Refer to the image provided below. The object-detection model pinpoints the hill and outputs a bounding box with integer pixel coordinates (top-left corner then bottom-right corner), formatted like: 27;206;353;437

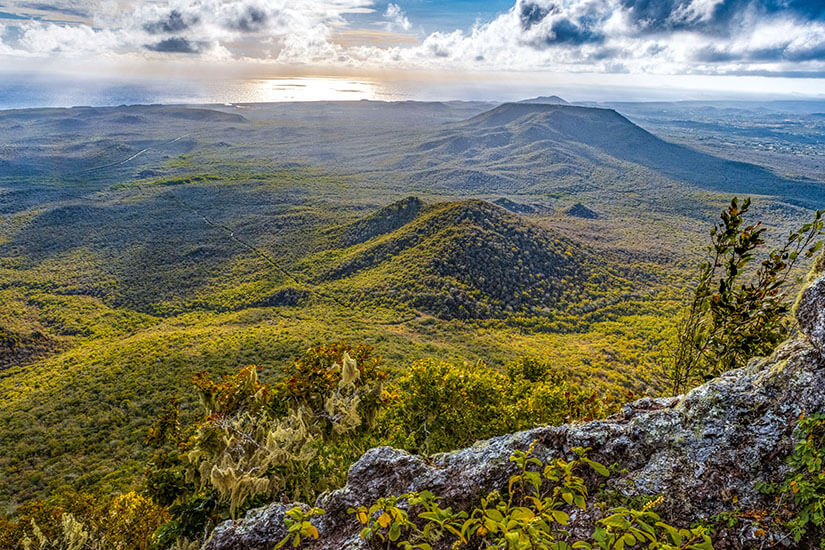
303;198;638;320
1;100;818;516
518;95;569;105
204;246;825;550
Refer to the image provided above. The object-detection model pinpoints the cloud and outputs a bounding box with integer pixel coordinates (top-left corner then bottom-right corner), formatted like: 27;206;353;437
144;36;201;53
384;3;411;32
1;0;825;78
368;0;825;74
143;10;196;34
19;2;89;18
225;5;268;32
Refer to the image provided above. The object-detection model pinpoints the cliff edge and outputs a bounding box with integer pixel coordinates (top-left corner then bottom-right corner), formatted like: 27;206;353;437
204;270;825;550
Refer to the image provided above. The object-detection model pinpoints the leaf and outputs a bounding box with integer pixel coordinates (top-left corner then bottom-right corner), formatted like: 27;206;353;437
389;521;401;541
485;509;504;522
552;510;570;525
510;507;535;522
377;512;391;529
587;460;609;477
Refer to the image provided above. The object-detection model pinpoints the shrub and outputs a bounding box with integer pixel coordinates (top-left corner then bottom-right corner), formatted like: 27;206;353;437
377;359;607;454
758;413;825;548
670;198;824;394
348;444;714;550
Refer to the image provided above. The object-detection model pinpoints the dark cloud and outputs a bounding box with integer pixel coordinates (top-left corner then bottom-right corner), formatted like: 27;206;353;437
588;46;621;60
621;0;825;34
143;10;197;34
544;17;603;45
519;2;557;30
144;37;201;53
517;1;605;47
225;6;268;32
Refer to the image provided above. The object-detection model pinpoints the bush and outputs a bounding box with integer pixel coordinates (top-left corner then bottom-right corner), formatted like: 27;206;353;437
347;444;714;550
758;413;825;548
377;358;608;454
670;198;824;394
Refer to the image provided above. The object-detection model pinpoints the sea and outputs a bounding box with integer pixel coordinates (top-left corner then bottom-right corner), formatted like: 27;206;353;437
0;72;656;109
0;74;427;109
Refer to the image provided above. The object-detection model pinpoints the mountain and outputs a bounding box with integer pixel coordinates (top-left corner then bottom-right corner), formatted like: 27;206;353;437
565;203;600;219
519;95;569;105
303;198;635;320
403;103;825;210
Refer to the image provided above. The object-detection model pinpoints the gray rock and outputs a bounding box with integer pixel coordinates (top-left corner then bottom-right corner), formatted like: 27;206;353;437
202;503;290;550
797;274;825;353
205;276;825;550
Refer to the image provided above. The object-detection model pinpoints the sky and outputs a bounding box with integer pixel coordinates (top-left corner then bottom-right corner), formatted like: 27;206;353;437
1;0;825;99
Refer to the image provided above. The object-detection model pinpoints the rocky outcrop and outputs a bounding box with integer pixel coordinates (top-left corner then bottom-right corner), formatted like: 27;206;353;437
204;273;825;550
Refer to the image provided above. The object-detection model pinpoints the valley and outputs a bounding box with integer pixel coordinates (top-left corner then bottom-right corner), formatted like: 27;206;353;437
1;98;823;512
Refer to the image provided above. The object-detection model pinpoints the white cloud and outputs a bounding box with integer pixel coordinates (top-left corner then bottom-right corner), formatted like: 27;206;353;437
1;0;824;78
384;3;411;32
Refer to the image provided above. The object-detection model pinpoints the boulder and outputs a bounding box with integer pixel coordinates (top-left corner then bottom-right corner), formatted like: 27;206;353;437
203;503;290;550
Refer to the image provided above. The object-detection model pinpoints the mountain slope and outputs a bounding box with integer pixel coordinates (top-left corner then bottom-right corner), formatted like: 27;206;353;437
204;260;825;550
402;103;825;210
302;198;637;320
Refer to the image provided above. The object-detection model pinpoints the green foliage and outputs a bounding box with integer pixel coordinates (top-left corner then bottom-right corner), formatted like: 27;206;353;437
5;492;168;550
670;198;824;394
184;345;385;515
376;359;608;454
350;491;467;550
274;506;325;549
458;443;600;549
758;413;825;547
581;499;712;550
0;325;21;350
350;444;713;550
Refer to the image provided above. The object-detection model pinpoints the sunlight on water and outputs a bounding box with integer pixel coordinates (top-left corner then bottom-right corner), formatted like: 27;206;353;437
226;77;408;103
0;74;411;109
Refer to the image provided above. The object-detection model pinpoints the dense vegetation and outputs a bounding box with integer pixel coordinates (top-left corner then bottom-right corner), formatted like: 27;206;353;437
344;445;713;550
3;100;825;548
670;198;825;393
0;187;689;510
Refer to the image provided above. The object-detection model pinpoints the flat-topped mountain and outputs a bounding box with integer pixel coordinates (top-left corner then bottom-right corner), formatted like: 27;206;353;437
406;103;825;209
518;95;569;105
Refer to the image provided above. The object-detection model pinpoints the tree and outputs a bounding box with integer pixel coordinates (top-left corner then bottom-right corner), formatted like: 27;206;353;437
670;198;824;395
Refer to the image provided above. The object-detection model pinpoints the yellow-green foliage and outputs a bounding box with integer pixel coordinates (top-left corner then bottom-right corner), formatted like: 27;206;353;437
377;358;611;454
4;492;168;550
349;445;713;550
182;346;386;515
757;413;825;547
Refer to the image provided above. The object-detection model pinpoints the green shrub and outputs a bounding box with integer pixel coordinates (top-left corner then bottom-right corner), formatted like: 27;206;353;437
348;444;714;550
758;413;825;547
376;359;607;454
670;198;824;394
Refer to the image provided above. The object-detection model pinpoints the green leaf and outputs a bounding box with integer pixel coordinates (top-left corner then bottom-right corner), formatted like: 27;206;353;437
552;510;570;525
